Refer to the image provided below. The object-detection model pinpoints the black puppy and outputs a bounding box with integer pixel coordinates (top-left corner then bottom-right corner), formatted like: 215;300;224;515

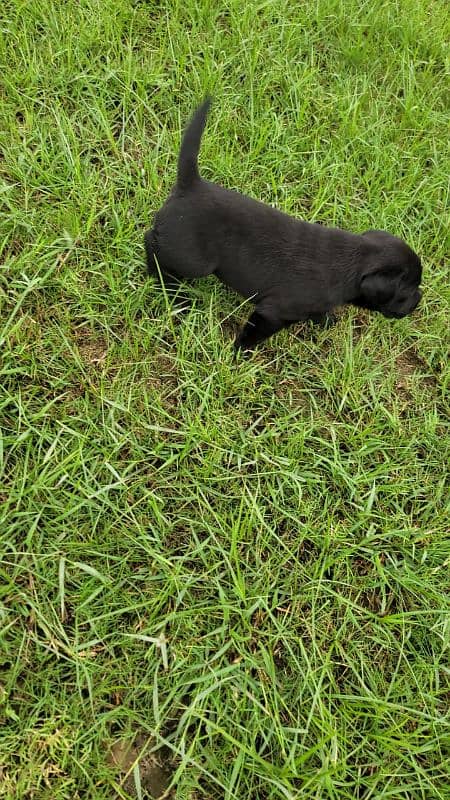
145;99;422;351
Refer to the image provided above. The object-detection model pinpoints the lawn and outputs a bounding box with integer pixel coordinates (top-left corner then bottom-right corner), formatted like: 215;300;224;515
0;0;449;797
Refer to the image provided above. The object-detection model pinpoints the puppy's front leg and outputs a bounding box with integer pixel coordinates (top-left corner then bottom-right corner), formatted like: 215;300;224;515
235;310;286;352
151;262;192;313
145;230;191;312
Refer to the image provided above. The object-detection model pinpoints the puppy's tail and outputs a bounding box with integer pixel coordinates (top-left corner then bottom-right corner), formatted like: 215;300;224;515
177;97;211;190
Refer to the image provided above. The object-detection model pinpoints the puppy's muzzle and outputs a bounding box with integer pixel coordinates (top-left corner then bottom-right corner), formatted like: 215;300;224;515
386;289;422;318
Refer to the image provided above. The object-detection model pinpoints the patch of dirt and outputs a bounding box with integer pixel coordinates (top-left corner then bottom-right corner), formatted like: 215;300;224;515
163;526;193;557
276;523;319;564
395;347;436;397
150;353;179;388
351;556;375;577
75;330;108;366
274;374;313;409
147;352;182;413
2;236;25;258
108;733;174;799
358;586;394;616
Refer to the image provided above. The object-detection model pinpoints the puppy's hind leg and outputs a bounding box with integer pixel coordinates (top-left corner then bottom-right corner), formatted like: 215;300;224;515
235;308;287;352
156;267;193;313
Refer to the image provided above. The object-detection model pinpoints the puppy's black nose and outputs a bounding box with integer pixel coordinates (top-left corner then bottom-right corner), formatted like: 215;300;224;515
408;289;422;314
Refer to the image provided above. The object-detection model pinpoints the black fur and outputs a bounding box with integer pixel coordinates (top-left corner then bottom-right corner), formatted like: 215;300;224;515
145;99;422;350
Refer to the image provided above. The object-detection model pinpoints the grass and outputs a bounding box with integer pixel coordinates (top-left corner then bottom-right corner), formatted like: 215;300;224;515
0;0;449;797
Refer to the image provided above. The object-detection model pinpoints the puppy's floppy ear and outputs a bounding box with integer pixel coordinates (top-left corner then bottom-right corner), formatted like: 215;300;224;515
360;270;396;306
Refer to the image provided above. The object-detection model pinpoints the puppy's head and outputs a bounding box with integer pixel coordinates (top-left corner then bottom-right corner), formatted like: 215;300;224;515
356;230;422;318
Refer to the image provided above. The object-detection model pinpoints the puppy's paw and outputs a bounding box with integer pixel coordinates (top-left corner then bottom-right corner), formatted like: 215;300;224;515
233;345;252;360
233;335;254;358
171;293;193;313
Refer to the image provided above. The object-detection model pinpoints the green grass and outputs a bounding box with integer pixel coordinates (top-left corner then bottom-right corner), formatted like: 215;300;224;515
1;0;449;797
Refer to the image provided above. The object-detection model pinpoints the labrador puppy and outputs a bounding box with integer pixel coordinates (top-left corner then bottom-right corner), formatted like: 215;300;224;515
145;99;422;351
